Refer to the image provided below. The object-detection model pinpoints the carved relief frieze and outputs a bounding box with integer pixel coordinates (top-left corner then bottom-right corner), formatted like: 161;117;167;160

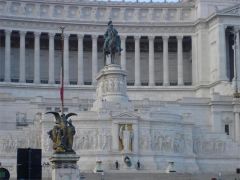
40;4;50;18
53;5;64;18
0;1;6;15
139;128;151;151
138;9;149;22
73;128;112;151
81;6;92;19
182;8;192;21
97;76;126;98
68;6;79;19
152;9;163;21
124;8;135;22
9;2;21;15
193;138;226;154
0;128;41;154
96;7;107;21
139;128;190;154
166;8;177;21
111;8;121;21
25;3;36;17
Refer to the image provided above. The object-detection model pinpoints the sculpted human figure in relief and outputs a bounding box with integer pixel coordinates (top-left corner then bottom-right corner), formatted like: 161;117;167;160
119;124;134;152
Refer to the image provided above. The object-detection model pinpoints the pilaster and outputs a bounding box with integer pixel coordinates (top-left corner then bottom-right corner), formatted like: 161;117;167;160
163;35;169;86
134;35;141;86
4;30;12;82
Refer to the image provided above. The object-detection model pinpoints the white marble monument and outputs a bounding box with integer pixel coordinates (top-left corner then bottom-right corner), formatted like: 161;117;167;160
1;0;240;179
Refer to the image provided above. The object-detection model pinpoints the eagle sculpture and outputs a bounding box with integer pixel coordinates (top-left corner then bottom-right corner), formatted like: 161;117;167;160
46;112;77;153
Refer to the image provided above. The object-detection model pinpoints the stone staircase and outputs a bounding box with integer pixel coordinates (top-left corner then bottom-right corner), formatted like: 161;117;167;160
80;172;238;180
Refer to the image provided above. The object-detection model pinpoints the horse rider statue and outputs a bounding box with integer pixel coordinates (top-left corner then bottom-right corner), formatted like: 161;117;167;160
103;20;122;65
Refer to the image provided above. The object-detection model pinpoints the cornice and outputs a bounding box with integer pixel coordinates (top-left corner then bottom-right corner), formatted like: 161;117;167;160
9;0;195;8
0;0;196;25
0;18;196;35
203;3;240;26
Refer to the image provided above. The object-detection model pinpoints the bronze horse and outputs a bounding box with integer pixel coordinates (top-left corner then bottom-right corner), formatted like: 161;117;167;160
103;21;121;66
104;31;118;65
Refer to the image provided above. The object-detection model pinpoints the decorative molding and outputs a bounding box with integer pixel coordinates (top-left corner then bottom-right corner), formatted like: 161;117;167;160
217;3;240;16
0;0;195;25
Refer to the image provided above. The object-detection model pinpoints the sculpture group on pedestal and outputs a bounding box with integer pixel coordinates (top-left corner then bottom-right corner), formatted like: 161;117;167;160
46;112;77;153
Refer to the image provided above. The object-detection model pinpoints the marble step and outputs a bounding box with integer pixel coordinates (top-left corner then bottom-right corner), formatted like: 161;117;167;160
80;172;238;180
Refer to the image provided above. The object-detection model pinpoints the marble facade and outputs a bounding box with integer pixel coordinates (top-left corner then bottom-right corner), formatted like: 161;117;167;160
0;0;240;179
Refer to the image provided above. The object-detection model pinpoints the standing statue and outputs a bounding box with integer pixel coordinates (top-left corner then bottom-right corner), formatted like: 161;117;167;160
119;124;134;152
103;20;122;65
46;112;77;153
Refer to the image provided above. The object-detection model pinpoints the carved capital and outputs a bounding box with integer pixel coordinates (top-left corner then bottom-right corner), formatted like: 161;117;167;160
176;35;184;41
162;35;169;41
63;33;70;39
91;34;99;40
34;31;41;38
5;29;12;36
48;32;56;39
134;35;141;41
19;31;27;37
120;35;127;41
148;35;155;41
77;34;84;40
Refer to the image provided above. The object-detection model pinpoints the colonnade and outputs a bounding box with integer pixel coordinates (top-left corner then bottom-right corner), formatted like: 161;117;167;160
1;29;192;86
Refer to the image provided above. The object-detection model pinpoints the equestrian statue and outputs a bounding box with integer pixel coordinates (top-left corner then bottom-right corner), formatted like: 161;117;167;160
103;20;122;65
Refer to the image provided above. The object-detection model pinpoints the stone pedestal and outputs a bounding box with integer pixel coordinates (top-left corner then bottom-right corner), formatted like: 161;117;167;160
49;153;80;180
94;160;103;172
166;162;176;173
92;64;132;112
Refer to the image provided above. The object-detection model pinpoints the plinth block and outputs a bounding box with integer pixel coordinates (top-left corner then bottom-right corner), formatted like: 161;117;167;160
92;64;132;111
50;153;80;180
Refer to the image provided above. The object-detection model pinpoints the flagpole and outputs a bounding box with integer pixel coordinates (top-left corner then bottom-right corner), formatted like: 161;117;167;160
60;26;65;115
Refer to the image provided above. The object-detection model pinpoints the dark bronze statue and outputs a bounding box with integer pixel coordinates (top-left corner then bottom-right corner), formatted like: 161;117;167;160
46;112;77;153
103;20;122;65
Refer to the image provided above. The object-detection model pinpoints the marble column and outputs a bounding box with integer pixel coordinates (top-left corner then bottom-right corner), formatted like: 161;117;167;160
149;36;155;86
63;33;70;85
236;29;240;91
191;34;198;85
177;35;184;85
217;24;227;81
120;35;127;70
34;32;41;84
77;34;84;85
19;31;26;83
235;112;240;143
48;32;55;84
4;30;11;82
92;35;98;85
134;35;141;86
163;36;169;86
